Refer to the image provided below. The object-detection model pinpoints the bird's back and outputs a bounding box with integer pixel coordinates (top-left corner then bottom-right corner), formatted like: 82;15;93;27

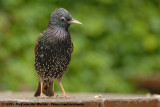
34;28;72;82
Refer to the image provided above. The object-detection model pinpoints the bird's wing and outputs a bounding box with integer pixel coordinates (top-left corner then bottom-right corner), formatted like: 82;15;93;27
34;33;43;56
71;41;74;53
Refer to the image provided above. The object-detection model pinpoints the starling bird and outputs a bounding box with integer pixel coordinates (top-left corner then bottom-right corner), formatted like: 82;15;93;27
34;8;81;98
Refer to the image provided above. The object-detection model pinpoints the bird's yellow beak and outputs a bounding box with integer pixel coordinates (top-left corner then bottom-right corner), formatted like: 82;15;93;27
68;19;82;24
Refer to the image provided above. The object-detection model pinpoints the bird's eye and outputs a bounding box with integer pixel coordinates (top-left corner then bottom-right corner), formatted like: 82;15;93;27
60;17;67;22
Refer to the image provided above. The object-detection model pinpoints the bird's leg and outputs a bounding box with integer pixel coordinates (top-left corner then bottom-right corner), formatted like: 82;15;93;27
40;82;44;98
57;79;67;97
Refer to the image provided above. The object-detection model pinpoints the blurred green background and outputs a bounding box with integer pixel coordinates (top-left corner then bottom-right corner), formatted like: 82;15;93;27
0;0;160;94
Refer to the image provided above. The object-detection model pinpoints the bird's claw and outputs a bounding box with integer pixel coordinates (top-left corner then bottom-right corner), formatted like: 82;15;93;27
37;94;48;99
56;95;70;99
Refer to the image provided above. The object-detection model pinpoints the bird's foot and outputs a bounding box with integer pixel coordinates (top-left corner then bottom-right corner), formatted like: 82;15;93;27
37;94;48;99
56;95;70;99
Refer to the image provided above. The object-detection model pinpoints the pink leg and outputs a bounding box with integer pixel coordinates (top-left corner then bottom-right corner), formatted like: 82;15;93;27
40;82;44;97
58;80;67;97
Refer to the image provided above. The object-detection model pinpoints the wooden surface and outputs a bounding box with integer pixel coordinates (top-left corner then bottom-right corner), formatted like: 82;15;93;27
0;92;159;107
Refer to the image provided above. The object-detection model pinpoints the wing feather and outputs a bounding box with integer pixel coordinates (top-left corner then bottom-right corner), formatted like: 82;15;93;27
34;33;43;56
71;41;74;53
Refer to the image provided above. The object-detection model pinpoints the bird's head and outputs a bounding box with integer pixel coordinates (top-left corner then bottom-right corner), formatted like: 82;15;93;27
48;8;82;29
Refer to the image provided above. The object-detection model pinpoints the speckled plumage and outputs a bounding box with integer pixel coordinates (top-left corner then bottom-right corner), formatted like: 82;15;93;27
34;8;81;97
35;27;72;82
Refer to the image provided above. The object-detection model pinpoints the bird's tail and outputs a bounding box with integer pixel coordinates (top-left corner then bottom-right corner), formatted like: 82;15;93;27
34;80;54;97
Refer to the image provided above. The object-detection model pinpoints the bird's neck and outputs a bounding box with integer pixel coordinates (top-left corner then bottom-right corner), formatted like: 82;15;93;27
47;24;69;31
46;26;69;40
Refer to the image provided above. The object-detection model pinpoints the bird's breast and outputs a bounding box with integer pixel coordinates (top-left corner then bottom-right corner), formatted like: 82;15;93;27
34;27;73;80
35;34;72;76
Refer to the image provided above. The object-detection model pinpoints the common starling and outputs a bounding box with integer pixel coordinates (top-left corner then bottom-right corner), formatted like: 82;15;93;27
34;8;81;98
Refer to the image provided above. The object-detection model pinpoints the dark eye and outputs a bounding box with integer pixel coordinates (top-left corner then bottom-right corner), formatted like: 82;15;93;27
60;17;67;22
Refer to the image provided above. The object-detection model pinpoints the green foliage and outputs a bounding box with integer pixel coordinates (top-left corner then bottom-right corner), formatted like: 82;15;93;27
0;0;160;93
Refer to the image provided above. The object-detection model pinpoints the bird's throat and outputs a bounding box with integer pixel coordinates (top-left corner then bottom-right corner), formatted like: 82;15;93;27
46;27;69;40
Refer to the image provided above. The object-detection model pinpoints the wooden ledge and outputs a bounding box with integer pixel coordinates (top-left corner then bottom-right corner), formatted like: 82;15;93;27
0;92;159;107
